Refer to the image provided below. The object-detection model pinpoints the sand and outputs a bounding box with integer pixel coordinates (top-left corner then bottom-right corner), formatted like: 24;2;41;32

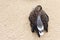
0;0;60;40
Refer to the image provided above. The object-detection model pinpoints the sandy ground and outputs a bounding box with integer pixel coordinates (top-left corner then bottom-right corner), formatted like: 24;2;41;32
0;0;60;40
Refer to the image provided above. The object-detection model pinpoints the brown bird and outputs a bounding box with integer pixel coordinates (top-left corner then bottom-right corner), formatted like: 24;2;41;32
29;5;49;37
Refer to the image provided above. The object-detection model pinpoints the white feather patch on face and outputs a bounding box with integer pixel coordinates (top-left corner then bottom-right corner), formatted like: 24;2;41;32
39;31;44;36
37;26;44;36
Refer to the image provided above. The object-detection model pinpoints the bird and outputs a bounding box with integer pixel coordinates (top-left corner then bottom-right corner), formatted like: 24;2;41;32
29;5;49;37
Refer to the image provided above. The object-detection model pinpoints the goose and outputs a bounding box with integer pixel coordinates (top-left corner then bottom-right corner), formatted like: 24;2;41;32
29;5;49;37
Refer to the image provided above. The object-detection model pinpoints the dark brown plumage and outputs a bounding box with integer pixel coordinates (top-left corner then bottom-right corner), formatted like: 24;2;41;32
29;5;49;37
